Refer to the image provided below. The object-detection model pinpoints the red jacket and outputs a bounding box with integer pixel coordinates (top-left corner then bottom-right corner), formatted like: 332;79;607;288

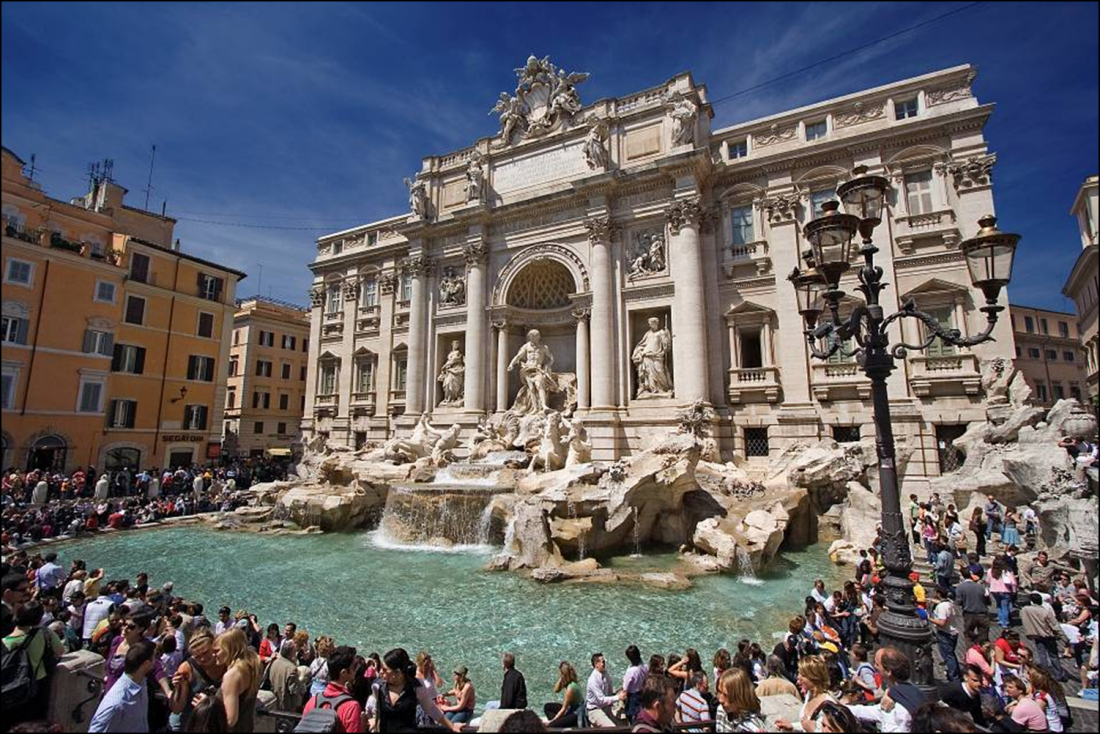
302;682;362;733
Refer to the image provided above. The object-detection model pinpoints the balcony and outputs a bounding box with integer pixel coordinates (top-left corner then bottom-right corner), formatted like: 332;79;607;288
3;218;123;266
356;305;381;334
727;366;781;403
351;391;376;416
909;352;981;397
722;240;772;278
314;393;338;417
893;209;961;254
812;362;871;402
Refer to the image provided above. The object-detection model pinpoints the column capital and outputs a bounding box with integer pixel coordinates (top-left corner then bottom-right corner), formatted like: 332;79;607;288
665;198;703;235
462;241;489;266
584;216;620;245
378;271;397;294
757;193;801;225
571;306;591;322
491;319;508;331
402;254;435;278
308;287;324;307
342;275;359;301
699;207;721;235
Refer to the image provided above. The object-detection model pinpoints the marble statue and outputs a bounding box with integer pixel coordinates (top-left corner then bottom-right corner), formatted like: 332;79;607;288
564;418;593;467
507;329;557;415
491;56;590;145
664;92;698;147
431;423;462;466
490;92;526;145
437;341;466;406
404;176;428;218
383;414;440;463
627;231;666;276
980;357;1013;406
531;410;567;473
583;119;609;171
439;266;466;306
465;154;484;203
632;317;673;398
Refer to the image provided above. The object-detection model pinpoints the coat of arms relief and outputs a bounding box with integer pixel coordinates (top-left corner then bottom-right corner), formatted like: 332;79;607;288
489;55;590;147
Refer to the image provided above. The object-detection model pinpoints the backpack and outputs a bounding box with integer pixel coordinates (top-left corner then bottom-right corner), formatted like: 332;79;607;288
1;629;46;708
294;691;355;733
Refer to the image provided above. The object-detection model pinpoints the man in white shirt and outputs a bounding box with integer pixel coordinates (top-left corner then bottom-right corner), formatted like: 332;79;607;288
810;579;830;605
35;553;65;592
930;585;961;682
586;653;625;727
82;589;117;644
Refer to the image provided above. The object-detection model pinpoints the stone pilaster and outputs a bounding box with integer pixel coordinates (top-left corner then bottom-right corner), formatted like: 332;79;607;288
665;198;710;403
303;286;324;434
762;195;813;404
403;253;433;415
572;307;591;410
463;239;489;413
494;320;509;412
584;216;619;410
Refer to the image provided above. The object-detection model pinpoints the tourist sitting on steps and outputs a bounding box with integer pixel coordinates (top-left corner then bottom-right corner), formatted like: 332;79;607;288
544;660;583;728
586;652;626;727
438;665;476;724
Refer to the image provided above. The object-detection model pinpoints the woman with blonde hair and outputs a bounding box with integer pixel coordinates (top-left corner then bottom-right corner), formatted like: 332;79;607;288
292;630;312;665
544;661;582;728
170;629;225;732
191;628;262;732
1026;663;1066;733
439;665;476;724
310;635;335;696
774;655;835;732
715;667;765;732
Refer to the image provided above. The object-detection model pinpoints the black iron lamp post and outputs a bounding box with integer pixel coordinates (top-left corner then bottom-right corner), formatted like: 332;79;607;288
788;166;1020;688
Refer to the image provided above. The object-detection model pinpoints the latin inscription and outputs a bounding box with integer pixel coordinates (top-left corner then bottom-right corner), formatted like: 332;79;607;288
491;139;587;194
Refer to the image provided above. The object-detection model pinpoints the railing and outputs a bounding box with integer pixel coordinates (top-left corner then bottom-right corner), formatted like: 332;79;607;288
727;366;781;403
315;394;338;404
3;219;41;244
811;361;870;401
730;366;776;383
893;208;961;252
730;240;768;260
909;352;981;396
71;668;105;726
255;708;718;734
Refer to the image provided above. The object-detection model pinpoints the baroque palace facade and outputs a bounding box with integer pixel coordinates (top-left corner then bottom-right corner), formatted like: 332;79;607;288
303;60;1015;482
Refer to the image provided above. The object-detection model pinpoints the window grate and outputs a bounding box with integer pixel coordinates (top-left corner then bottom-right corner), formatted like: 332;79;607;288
744;427;770;457
833;426;861;443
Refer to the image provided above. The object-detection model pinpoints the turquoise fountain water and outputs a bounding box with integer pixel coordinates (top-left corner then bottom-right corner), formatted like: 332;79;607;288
56;526;844;712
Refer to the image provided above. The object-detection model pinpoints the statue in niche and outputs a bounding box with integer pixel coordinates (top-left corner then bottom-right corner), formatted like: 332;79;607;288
507;329;557;415
632;317;673;398
437;341;465;406
439;267;466;307
583;119;609;171
404;176;428;218
627;231;667;276
663;91;698;147
464;154;484;203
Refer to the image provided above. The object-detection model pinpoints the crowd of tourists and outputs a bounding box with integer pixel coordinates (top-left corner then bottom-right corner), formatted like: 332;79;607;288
2;515;1097;733
0;459;292;549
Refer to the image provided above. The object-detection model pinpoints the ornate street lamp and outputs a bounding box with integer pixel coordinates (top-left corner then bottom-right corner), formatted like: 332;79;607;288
791;167;1019;689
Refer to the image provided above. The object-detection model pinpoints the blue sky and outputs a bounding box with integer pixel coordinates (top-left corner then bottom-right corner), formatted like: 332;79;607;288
2;2;1096;311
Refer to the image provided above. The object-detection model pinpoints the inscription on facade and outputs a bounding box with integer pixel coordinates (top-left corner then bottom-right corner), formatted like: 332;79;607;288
492;139;587;193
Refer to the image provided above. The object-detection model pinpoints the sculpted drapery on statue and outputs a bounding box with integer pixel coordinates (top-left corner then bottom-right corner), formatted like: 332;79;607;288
464;154;485;203
507;329;558;415
633;317;673;398
663;91;698;147
404;176;428;218
438;341;465;406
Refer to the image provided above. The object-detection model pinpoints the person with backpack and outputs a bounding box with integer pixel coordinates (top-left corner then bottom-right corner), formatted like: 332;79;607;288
2;600;65;726
298;645;365;733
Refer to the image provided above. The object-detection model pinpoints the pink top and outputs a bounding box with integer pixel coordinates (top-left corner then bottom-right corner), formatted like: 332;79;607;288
1009;695;1047;731
965;647;994;686
987;570;1016;594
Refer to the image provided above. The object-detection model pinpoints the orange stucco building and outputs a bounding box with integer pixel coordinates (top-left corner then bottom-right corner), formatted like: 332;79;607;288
1;147;245;472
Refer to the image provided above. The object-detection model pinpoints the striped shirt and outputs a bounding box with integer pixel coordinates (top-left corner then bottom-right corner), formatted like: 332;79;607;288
676;687;710;725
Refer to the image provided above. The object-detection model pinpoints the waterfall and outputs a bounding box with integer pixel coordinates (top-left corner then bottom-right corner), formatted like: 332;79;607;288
630;507;643;559
568;500;586;562
432;463;501;486
735;545;763;586
375;485;502;552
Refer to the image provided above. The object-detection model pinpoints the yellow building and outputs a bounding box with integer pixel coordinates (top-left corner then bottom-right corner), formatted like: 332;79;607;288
1;147;245;472
223;296;310;459
1009;304;1088;407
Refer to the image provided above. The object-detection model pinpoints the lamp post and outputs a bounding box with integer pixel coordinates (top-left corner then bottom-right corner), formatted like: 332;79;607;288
789;166;1019;688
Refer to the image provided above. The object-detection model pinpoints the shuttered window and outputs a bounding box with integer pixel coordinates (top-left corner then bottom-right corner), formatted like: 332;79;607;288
108;399;137;428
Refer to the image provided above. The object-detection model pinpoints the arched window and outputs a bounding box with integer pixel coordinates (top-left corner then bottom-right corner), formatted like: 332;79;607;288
105;447;141;472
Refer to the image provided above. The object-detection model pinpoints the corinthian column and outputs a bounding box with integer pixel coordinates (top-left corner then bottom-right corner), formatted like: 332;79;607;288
463;241;489;413
404;254;433;415
584;216;618;410
666;199;710;403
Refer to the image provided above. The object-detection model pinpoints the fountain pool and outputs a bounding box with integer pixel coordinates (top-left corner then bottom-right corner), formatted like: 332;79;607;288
55;526;844;712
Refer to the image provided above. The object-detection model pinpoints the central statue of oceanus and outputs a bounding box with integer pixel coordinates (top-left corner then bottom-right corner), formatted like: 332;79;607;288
507;329;558;415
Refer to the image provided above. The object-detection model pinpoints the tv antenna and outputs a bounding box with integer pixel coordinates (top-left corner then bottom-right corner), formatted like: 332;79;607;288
25;154;39;181
143;144;157;211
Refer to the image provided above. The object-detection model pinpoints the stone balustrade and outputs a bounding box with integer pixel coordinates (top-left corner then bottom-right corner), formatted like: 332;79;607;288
909;352;981;396
727;365;781;403
893;208;961;253
811;361;871;401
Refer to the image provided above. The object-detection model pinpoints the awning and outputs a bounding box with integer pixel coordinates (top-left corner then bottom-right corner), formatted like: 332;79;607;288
265;448;292;457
